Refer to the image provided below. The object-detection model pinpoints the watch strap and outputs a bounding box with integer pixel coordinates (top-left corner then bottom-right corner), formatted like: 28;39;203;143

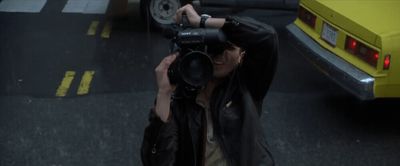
200;14;211;28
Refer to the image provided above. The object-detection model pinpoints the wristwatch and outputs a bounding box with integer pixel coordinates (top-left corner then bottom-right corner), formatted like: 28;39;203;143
200;14;211;28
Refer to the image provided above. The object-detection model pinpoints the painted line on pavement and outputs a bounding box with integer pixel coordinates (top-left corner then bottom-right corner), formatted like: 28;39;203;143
87;21;99;36
62;0;109;14
77;70;95;95
56;71;76;97
0;0;47;13
101;21;112;39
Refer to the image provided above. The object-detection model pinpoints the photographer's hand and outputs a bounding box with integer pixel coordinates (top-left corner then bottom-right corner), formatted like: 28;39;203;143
154;52;178;122
174;4;225;28
174;4;200;27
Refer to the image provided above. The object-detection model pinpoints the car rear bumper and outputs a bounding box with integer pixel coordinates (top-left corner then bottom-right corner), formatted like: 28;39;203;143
286;23;375;100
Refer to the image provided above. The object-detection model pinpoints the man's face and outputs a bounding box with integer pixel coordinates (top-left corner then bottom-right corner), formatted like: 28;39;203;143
211;45;244;79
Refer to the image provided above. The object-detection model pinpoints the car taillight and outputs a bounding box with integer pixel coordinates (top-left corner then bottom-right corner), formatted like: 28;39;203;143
298;6;316;28
384;54;391;70
345;36;379;67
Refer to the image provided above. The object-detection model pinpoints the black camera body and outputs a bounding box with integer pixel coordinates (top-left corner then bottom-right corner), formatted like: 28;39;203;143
165;21;227;97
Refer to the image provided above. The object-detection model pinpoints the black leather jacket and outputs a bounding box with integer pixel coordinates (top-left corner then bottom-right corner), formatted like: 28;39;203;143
141;16;278;166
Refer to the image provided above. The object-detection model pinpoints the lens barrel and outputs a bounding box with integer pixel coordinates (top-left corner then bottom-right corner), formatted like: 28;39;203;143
168;50;213;90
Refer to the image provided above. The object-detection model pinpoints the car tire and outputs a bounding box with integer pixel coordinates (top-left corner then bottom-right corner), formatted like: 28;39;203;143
140;0;184;31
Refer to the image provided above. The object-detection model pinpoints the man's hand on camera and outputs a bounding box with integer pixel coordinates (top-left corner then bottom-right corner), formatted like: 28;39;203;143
155;52;178;94
154;52;178;122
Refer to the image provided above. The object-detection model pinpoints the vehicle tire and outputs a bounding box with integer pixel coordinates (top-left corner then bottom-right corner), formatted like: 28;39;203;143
140;0;183;30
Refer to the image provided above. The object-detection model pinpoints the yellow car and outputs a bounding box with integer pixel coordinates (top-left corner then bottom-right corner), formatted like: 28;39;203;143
287;0;400;100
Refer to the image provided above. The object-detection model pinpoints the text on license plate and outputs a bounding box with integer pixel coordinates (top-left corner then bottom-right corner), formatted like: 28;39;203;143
321;23;338;46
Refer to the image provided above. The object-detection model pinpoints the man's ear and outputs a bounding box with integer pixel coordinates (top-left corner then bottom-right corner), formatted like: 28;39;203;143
240;51;246;59
240;51;246;57
239;51;246;63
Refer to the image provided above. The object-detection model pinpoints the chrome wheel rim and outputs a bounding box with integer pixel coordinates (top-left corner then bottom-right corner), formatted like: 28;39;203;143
149;0;180;25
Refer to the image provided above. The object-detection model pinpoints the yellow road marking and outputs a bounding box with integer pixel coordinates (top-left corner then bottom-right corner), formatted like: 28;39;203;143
77;71;95;95
101;21;112;38
87;21;99;36
56;71;76;97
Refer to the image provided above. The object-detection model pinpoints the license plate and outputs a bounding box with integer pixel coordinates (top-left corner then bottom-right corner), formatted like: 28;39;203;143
321;22;338;46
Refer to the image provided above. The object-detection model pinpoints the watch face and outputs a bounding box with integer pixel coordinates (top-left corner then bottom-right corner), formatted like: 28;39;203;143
201;14;211;18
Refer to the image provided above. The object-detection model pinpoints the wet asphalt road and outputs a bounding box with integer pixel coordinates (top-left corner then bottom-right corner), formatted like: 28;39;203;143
1;1;400;166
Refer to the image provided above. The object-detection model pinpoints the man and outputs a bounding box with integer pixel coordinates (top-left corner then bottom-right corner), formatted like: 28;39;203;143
141;4;278;166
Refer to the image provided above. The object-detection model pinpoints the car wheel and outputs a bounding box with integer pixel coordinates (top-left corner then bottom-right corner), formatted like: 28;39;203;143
140;0;182;30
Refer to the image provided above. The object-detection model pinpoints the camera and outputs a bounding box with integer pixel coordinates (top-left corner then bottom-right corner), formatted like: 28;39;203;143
164;17;228;97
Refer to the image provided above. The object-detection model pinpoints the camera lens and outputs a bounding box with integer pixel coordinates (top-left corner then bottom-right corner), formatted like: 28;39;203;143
180;51;213;87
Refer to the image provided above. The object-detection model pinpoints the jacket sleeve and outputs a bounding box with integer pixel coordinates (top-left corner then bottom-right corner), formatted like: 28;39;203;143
221;16;279;102
141;107;178;166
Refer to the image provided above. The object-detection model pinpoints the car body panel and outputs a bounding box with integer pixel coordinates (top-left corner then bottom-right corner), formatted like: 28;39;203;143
316;0;400;36
384;35;400;97
289;0;400;99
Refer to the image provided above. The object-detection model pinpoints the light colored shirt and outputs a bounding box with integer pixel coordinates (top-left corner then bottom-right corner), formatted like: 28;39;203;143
196;95;228;166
